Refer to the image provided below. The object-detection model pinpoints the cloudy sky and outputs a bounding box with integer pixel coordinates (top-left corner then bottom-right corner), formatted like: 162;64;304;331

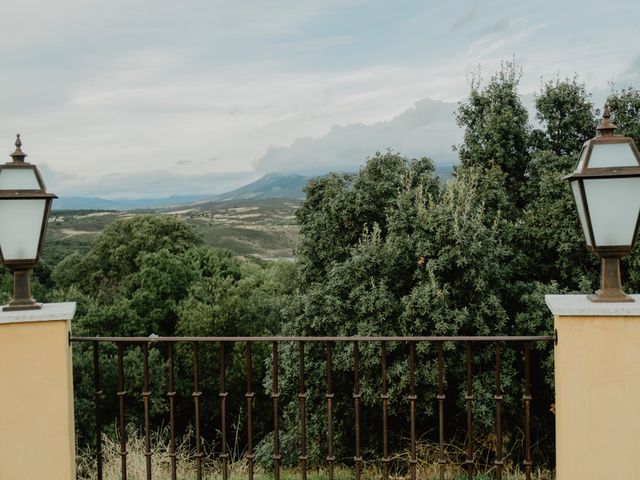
1;0;639;198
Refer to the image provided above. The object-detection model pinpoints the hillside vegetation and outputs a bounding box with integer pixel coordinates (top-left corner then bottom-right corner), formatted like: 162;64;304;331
46;198;300;263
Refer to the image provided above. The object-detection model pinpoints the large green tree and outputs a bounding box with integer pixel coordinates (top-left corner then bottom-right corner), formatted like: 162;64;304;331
53;215;298;446
519;77;601;291
532;76;597;156
295;152;439;285
455;61;531;208
268;158;522;466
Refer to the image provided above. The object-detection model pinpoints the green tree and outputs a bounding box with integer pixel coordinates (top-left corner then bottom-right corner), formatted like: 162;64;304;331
295;151;438;285
54;214;201;303
455;61;531;207
269;158;524;466
607;86;640;145
52;215;298;448
519;150;598;290
532;76;597;156
517;75;601;292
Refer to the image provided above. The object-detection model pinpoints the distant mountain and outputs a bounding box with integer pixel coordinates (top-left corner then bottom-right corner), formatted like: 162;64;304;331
212;173;309;201
53;194;210;211
208;166;455;203
52;166;454;211
51;174;308;211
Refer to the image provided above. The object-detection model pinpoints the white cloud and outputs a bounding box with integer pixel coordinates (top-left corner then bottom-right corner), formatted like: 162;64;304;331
255;98;461;175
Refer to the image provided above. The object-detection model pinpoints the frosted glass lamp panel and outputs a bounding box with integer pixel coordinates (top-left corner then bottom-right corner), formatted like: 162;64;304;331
0;169;40;190
584;178;640;246
588;143;638;168
571;181;592;246
0;199;46;260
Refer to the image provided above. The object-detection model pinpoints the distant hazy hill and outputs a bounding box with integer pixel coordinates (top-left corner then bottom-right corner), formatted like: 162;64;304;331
53;174;307;211
212;173;308;202
52;167;454;211
53;194;210;211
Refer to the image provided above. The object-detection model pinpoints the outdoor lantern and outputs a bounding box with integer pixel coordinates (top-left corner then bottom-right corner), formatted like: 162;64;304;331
0;135;57;311
566;105;640;302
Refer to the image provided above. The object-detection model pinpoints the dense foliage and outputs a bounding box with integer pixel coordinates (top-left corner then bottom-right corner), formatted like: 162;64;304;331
39;215;298;445
261;66;640;468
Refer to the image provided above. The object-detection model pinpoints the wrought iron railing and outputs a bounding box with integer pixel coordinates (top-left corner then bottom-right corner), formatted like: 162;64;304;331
71;334;556;480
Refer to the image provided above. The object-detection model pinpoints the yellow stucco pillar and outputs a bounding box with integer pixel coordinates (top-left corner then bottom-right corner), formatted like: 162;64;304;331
546;294;640;480
0;302;76;480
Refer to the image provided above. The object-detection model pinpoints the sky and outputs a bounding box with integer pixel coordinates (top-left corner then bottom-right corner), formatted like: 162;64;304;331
1;0;639;198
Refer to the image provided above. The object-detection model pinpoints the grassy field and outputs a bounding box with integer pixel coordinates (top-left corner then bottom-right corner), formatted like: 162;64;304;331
45;198;300;265
77;432;554;480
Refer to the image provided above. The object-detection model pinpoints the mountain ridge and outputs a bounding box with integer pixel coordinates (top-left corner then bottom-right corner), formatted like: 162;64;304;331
52;173;308;211
52;164;454;211
211;173;308;202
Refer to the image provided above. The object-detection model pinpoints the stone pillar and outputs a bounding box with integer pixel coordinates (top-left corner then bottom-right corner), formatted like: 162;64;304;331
546;294;640;480
0;302;76;480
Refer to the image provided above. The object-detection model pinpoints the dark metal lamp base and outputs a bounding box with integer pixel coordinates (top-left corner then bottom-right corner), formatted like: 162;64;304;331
3;301;42;312
3;267;41;312
588;256;636;303
588;291;635;303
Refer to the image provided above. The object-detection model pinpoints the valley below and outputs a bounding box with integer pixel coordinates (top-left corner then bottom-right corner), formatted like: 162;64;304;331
45;197;300;265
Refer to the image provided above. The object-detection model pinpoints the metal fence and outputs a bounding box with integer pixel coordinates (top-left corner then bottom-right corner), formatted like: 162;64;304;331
71;334;556;480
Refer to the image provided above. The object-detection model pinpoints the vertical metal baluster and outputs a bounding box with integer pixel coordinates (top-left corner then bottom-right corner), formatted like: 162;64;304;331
325;342;335;480
381;341;390;480
353;342;362;480
298;341;308;480
167;343;177;480
245;342;255;480
116;343;127;480
437;342;446;480
142;343;152;480
92;342;103;480
465;342;474;479
220;342;229;480
192;342;203;480
408;341;417;480
494;342;503;480
523;343;532;480
272;342;281;480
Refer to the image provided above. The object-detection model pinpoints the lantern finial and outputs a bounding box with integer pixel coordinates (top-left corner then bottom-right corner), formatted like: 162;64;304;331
10;134;27;163
597;104;616;136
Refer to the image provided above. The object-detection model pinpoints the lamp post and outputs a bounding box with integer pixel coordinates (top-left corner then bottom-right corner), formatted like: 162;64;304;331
566;105;640;302
0;135;57;311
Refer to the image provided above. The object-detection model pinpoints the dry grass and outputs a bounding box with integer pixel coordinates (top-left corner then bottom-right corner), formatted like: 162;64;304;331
77;431;554;480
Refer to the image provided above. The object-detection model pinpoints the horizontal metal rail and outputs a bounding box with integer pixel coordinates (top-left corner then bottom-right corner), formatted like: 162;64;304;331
71;334;556;343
